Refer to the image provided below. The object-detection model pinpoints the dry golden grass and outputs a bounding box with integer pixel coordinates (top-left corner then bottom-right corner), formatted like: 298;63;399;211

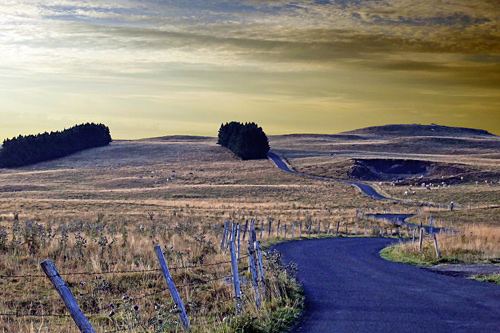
1;132;499;331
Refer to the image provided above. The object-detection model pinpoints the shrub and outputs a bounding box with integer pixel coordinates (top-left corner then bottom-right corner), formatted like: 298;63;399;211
217;122;269;160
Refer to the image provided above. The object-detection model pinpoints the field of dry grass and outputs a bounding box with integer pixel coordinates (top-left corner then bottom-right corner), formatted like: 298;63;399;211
1;128;499;331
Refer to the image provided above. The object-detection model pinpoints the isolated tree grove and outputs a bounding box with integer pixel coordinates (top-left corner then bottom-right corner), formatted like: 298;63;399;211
0;123;112;168
217;121;270;160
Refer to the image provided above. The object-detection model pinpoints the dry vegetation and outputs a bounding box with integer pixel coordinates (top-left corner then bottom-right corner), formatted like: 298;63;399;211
1;128;499;331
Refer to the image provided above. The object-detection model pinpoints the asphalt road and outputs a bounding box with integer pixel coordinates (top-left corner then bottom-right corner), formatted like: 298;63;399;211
268;152;389;200
273;238;500;332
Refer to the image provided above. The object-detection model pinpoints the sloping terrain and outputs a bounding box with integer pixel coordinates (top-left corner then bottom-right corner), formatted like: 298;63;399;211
342;123;496;137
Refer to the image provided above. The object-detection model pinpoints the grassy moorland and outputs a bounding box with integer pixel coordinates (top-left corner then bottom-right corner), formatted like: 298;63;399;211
0;136;407;332
269;125;500;282
1;125;499;331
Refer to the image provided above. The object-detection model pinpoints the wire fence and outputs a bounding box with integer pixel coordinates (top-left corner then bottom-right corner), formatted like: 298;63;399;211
0;253;251;327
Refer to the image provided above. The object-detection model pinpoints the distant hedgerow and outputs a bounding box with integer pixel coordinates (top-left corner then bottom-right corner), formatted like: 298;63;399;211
217;121;270;160
0;123;112;168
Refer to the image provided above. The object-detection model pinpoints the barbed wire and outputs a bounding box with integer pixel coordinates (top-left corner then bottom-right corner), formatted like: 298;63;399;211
0;254;249;280
0;312;70;318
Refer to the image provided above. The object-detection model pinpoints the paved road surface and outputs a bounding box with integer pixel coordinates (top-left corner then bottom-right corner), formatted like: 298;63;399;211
268;152;390;200
273;238;500;332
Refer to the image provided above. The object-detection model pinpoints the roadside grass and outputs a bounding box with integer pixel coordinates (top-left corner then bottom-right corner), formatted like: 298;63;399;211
381;225;500;267
469;274;500;285
1;134;499;330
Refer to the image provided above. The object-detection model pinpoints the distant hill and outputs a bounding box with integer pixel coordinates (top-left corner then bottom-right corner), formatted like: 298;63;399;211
342;124;495;137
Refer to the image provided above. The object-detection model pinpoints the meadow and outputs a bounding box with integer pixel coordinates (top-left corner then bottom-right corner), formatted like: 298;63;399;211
1;127;499;331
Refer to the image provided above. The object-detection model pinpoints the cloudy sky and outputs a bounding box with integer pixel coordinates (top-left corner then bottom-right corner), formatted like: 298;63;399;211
1;0;499;139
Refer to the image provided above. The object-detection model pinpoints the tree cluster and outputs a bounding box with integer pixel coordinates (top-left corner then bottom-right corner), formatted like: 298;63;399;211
0;123;112;168
217;122;270;160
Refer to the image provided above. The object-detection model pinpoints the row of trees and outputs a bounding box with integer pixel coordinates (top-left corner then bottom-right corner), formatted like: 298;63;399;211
0;123;112;168
217;122;269;160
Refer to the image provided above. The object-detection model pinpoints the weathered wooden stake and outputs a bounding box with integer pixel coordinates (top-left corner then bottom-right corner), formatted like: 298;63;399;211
260;220;264;239
242;220;248;241
345;223;348;235
327;222;331;235
430;215;434;234
355;224;357;236
284;224;287;238
308;221;312;237
433;233;440;259
419;228;424;252
276;220;281;237
255;241;266;298
336;221;340;236
248;245;261;309
229;242;243;315
292;221;295;238
154;246;191;331
237;223;241;260
220;221;229;252
318;222;321;234
268;220;272;238
299;221;302;237
40;260;96;333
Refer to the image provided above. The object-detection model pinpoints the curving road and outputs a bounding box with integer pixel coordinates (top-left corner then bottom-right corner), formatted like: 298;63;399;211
268;152;390;200
273;238;500;332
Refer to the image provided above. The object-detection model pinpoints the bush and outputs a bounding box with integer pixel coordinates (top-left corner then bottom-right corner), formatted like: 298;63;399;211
217;122;269;160
0;123;112;167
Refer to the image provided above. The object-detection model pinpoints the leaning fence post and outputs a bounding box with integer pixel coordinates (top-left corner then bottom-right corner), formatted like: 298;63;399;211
154;246;191;331
220;221;229;252
248;245;261;310
229;241;243;315
433;233;440;259
40;260;96;333
255;241;266;298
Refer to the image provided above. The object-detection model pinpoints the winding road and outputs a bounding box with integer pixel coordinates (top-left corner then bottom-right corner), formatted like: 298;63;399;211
274;238;500;332
268;152;390;200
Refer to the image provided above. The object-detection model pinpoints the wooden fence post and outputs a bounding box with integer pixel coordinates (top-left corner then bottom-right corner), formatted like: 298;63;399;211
292;221;295;238
299;221;302;237
229;242;243;315
398;227;401;238
433;233;440;259
345;223;348;235
237;223;241;260
318;222;321;235
255;241;266;298
260;220;264;240
268;220;272;238
242;220;248;241
276;220;280;237
154;246;191;331
308;221;312;237
336;221;340;236
430;215;434;234
419;228;424;252
284;224;287;238
355;224;357;236
220;221;228;252
40;260;96;333
248;245;261;310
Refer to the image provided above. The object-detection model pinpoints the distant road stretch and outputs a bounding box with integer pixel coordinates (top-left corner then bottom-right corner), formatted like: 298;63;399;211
268;152;390;200
274;238;500;332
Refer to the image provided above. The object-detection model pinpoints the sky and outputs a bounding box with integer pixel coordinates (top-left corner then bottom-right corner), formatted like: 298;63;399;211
1;0;499;139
